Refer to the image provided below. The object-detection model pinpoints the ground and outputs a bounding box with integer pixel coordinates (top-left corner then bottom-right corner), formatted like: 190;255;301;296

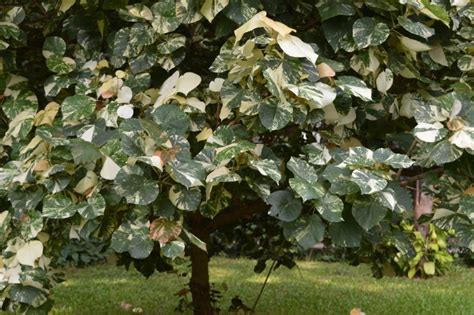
51;257;474;314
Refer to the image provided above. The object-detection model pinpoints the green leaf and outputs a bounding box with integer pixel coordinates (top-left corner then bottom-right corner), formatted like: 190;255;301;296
430;140;463;165
70;139;102;164
329;220;362;247
259;98;293;131
351;170;387;195
458;55;474;72
336;76;372;101
61;95;96;123
318;1;355;22
46;55;76;74
250;159;281;183
267;190;302;222
114;165;159;205
303;143;332;166
423;261;436;275
287;157;324;202
289;178;325;202
182;229;207;251
161;240;185;258
352;17;389;49
2;90;38;120
75;193;106;219
42;194;76;219
151;0;180;34
283;214;325;249
224;0;259;24
352;199;387;230
373;148;414;168
459;195;474;221
419;0;450;27
111;220;154;259
168;160;205;188
169;185;201;211
314;194;344;223
214;140;256;164
152;104;189;135
414;123;447;143
397;16;435;38
344;146;374;167
42;36;66;58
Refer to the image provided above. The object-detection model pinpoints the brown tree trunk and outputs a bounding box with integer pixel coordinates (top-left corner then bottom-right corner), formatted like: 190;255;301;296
415;180;433;236
189;217;213;315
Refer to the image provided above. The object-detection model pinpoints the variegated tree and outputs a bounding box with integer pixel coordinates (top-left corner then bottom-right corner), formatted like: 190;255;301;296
0;0;473;314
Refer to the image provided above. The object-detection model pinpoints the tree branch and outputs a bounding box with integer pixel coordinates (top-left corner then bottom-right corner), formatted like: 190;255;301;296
400;168;443;186
205;199;268;233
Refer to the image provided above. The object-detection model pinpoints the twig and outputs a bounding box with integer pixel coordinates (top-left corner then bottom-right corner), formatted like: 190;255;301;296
252;260;276;312
400;168;443;186
395;139;417;180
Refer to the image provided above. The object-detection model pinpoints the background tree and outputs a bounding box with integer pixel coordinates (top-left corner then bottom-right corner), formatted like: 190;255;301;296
0;0;473;314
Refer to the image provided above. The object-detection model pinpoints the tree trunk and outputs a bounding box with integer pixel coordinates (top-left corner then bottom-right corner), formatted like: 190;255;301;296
415;179;433;236
189;220;213;315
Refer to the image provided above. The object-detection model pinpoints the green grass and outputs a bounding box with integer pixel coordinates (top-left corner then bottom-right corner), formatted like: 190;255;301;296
51;257;474;315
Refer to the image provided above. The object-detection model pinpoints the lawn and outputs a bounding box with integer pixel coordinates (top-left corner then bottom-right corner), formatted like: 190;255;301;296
51;257;474;315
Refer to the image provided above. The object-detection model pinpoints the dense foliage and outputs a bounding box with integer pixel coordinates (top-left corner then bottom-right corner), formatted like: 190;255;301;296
0;0;473;313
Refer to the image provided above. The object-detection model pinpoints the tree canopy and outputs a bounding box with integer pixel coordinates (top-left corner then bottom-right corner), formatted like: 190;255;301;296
0;0;473;314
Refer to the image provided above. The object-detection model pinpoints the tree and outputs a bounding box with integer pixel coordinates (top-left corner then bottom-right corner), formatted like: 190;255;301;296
1;0;473;313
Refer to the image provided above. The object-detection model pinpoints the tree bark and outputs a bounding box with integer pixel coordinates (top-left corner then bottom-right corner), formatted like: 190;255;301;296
414;180;433;236
189;215;214;315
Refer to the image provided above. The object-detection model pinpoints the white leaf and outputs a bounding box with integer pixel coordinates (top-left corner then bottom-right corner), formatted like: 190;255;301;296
414;122;445;142
176;72;202;95
376;69;394;95
117;86;133;103
277;34;318;64
429;45;448;66
450;100;462;119
449;127;474;150
117;105;134;119
400;36;432;52
17;241;43;266
209;78;225;92
155;71;180;106
74;170;98;195
100;157;121;180
80;125;95;142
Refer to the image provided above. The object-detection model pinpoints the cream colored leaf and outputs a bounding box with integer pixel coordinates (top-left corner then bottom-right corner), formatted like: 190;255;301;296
117;86;133;103
400;36;432;52
376;69;394;95
100;157;121;180
74;171;98;195
176;72;202;95
428;45;448;66
196;127;213;142
209;78;225;92
17;241;43;267
59;0;76;12
277;34;318;64
34;102;60;126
